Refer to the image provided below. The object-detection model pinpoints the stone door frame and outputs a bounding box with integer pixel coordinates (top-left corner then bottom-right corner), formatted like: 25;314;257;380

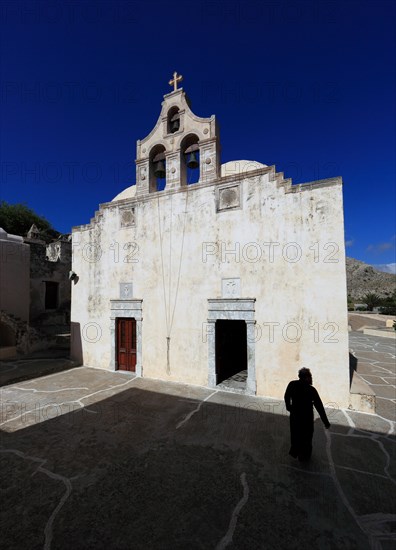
110;299;143;376
207;298;256;395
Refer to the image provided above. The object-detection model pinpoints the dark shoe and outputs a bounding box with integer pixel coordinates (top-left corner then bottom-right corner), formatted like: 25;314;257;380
289;448;298;458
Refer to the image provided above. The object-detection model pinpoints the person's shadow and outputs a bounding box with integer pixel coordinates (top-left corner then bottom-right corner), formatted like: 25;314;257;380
349;352;357;387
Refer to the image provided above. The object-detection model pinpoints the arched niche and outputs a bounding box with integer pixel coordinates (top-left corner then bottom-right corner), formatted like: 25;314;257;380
149;144;167;192
167;106;180;134
181;133;200;185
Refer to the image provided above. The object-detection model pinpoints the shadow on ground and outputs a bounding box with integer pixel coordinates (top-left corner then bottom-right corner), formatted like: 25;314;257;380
1;374;394;550
0;348;80;387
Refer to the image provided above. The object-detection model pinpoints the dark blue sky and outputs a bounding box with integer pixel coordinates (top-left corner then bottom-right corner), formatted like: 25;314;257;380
0;0;395;270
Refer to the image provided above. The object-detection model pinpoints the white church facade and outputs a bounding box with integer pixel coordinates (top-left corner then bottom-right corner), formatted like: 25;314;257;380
71;74;350;408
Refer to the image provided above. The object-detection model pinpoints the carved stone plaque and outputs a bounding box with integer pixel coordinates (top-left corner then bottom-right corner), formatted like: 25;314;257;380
120;208;135;228
120;283;133;299
218;184;240;211
222;278;241;298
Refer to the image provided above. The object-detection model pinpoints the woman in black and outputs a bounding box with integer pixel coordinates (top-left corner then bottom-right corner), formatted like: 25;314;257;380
284;368;331;461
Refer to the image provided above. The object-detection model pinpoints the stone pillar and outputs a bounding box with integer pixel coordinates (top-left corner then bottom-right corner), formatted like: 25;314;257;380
136;159;150;196
199;138;219;184
110;320;116;369
165;150;181;191
161;115;168;137
246;320;257;395
136;318;143;377
207;319;217;387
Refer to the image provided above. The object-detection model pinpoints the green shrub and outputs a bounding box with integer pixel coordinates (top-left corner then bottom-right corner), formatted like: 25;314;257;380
379;307;396;316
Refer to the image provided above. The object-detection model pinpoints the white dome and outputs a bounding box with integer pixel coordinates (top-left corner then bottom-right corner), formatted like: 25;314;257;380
112;185;137;202
221;160;267;177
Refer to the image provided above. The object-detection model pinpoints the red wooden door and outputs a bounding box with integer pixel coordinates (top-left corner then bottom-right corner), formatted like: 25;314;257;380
117;318;136;372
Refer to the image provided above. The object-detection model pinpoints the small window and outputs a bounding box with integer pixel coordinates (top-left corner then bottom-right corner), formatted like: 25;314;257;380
45;281;59;309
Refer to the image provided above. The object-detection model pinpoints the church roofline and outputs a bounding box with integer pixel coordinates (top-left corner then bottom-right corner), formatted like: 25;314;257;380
71;169;342;233
163;87;186;101
288;176;343;193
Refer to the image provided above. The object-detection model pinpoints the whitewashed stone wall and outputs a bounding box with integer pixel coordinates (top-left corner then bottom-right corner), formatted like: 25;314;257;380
0;228;30;322
71;166;350;408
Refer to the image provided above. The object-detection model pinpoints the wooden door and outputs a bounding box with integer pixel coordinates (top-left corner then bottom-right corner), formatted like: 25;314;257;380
117;318;136;372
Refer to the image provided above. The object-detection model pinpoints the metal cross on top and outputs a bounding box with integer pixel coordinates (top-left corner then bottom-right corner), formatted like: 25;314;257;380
169;71;183;92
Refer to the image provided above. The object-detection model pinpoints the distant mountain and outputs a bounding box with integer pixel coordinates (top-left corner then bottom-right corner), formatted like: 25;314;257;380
346;257;396;300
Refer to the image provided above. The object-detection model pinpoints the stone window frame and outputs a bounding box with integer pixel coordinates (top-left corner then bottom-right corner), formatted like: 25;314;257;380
110;299;143;376
216;182;242;213
207;298;256;395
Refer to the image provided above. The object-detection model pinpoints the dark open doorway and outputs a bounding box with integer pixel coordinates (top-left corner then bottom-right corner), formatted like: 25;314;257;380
45;281;59;309
215;320;247;386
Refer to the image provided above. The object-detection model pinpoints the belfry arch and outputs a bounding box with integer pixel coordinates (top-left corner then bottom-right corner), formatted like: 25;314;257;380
181;133;200;185
149;144;166;192
167;106;180;134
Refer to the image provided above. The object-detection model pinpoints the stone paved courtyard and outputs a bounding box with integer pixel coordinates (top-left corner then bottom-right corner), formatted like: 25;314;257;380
349;332;396;422
0;332;395;549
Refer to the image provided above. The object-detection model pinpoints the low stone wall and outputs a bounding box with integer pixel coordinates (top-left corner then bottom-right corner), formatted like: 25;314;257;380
363;328;396;340
349;371;376;414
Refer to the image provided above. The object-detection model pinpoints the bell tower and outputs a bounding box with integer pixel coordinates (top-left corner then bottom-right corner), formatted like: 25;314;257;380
135;72;220;196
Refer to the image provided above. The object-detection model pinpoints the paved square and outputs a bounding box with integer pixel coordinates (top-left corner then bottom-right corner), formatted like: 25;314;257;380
1;350;395;550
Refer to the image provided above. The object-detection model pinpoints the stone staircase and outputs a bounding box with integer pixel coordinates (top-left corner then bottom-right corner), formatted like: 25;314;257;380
0;310;48;355
0;309;70;356
30;309;70;350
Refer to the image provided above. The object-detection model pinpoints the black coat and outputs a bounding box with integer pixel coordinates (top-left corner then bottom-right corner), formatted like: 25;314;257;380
284;379;330;459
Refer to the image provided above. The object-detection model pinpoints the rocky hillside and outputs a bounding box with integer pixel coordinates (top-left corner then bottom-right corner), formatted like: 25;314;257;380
346;257;396;300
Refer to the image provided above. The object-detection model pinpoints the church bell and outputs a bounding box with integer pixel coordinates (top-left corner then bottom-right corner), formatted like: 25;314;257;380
186;152;199;169
170;112;180;133
154;160;166;179
170;119;179;133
